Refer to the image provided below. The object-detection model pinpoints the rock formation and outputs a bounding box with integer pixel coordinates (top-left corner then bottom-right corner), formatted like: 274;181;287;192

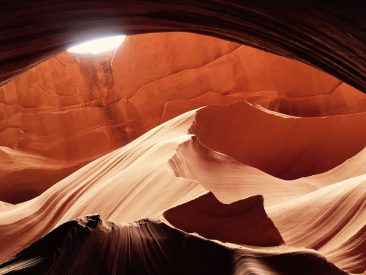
0;98;365;273
0;215;346;275
0;22;365;274
1;32;365;203
1;2;366;93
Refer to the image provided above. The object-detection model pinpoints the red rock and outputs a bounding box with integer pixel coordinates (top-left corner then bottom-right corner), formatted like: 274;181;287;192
1;32;365;202
164;193;284;246
0;102;365;273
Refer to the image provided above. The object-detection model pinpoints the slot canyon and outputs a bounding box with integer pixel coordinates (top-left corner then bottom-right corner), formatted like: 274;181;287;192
0;2;365;275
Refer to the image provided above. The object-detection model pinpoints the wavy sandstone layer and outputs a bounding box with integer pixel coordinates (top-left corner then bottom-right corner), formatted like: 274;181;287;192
0;215;345;275
1;4;366;274
1;32;366;202
0;102;365;273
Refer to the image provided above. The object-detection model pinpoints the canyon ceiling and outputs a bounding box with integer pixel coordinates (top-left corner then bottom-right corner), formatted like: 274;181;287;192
1;1;366;91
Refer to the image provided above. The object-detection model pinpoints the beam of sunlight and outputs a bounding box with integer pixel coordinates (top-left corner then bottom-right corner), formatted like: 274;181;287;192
67;35;126;54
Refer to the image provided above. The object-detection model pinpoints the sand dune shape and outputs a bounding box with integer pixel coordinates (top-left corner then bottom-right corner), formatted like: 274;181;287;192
2;32;366;204
0;101;365;273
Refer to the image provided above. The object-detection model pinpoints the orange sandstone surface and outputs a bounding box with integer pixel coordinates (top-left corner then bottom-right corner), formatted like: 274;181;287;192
1;32;365;203
0;101;365;273
0;32;366;274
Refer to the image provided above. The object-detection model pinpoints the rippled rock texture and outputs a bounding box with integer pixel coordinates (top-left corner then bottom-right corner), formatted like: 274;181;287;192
1;32;365;203
0;99;365;273
0;215;345;275
0;31;366;274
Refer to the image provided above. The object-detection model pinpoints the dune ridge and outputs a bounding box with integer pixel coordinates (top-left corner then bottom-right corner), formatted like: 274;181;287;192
0;101;365;273
1;32;366;203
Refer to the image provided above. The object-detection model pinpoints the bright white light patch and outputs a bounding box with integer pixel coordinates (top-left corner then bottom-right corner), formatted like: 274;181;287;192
67;35;126;54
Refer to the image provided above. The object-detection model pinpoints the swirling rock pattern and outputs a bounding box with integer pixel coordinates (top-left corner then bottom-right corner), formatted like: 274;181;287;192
0;11;366;272
1;32;365;203
0;215;346;275
0;100;365;273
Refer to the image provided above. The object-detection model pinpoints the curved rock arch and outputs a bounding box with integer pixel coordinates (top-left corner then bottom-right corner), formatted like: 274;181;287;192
1;1;365;91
